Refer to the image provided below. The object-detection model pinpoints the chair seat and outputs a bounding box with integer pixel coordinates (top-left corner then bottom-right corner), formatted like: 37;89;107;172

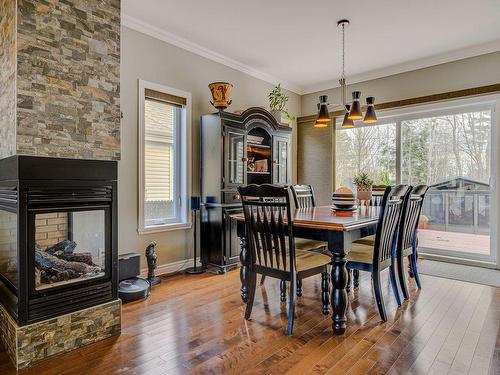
294;238;328;253
296;250;331;272
346;242;374;264
352;234;375;246
255;249;331;272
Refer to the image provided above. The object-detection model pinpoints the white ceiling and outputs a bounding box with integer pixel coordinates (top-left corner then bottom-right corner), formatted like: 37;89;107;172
122;0;500;94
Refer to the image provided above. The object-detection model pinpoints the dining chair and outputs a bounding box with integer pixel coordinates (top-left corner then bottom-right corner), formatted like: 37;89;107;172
238;184;332;335
396;185;429;299
289;184;329;254
261;184;329;297
290;184;316;208
346;185;410;321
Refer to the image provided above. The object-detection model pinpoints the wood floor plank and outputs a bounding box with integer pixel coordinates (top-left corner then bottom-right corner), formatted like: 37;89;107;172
0;269;499;375
385;278;474;374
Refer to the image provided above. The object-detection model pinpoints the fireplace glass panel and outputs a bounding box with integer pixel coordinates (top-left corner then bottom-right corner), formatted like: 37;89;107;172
35;210;106;290
0;210;18;288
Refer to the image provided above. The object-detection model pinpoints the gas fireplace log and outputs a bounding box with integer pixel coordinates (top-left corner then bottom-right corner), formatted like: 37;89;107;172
35;250;102;283
53;252;96;266
45;240;77;255
37;240;97;266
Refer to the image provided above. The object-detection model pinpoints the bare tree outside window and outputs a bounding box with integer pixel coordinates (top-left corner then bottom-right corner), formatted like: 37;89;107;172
402;111;491;185
335;107;493;259
335;123;396;188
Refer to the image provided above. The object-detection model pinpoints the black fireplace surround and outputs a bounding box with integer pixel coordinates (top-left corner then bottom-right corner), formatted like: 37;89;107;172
0;156;118;325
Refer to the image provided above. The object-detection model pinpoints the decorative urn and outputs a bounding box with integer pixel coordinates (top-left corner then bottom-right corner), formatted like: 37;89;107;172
208;82;233;110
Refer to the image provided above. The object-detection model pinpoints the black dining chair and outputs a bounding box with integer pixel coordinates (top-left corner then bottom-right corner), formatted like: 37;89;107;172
289;185;329;254
396;185;429;299
290;184;316;208
346;185;410;321
261;184;329;297
238;184;331;335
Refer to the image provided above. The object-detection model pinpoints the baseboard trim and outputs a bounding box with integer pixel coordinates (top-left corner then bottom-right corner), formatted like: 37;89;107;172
140;257;202;278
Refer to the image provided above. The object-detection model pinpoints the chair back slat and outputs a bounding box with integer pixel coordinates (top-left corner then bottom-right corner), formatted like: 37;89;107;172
373;185;410;265
398;185;429;252
238;184;294;273
290;184;316;208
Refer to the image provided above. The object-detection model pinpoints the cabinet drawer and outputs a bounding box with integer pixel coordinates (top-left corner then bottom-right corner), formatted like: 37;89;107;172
223;191;242;204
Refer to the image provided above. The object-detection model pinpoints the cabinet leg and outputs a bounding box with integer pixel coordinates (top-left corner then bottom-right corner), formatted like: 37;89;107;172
239;236;249;303
331;253;348;334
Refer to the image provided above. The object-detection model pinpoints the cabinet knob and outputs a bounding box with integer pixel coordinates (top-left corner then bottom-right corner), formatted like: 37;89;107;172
241;157;248;162
233;194;240;200
272;159;278;164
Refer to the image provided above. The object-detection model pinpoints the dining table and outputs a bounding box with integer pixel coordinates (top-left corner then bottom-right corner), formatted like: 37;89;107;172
233;205;380;335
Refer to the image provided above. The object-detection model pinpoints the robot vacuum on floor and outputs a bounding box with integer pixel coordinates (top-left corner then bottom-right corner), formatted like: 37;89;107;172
118;278;151;302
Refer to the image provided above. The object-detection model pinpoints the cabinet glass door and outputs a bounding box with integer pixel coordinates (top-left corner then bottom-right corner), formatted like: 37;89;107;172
226;130;245;186
273;136;289;184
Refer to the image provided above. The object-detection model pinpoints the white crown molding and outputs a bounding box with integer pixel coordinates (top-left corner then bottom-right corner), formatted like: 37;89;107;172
121;14;304;95
302;38;500;95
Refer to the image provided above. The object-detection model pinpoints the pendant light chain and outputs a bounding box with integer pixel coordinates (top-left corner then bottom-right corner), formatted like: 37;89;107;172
340;22;347;107
341;22;345;81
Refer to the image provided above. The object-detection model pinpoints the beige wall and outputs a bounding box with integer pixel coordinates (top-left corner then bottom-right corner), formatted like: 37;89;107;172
301;52;500;116
119;26;300;267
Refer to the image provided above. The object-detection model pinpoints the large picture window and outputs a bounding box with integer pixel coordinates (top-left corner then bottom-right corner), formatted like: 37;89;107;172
138;81;191;233
335;122;396;188
335;99;495;262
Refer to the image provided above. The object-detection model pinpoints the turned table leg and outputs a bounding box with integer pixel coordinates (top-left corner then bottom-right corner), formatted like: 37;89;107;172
330;251;348;334
240;236;249;303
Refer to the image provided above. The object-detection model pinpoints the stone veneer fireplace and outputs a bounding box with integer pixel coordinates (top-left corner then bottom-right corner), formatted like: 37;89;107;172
0;0;122;368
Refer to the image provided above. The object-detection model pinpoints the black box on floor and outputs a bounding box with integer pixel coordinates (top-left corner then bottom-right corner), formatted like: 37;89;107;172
119;253;141;281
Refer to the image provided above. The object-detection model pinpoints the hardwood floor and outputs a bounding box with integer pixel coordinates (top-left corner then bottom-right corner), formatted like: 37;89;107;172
1;268;499;374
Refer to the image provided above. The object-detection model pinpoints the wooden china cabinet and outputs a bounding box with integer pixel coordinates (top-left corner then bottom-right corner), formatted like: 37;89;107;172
200;107;292;273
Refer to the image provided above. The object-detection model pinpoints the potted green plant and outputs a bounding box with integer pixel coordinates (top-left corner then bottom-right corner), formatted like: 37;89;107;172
268;84;295;124
354;173;374;202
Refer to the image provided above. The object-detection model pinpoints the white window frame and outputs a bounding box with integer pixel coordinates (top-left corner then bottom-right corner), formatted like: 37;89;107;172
335;95;500;268
138;80;192;234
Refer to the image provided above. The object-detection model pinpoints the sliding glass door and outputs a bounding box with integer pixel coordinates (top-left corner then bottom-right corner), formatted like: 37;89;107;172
335;100;496;263
400;107;492;261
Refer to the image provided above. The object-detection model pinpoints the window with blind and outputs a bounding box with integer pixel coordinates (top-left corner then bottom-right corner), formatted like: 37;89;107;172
139;81;191;232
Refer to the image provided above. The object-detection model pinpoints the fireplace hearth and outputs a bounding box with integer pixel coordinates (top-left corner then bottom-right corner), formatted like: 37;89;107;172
0;155;118;326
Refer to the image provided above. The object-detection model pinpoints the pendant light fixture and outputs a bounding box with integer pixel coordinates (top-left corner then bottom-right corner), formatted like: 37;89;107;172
348;91;363;120
314;19;378;128
341;104;354;128
314;95;330;127
363;96;377;123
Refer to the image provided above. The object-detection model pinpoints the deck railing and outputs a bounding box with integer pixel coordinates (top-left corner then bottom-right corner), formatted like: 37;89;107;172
421;189;490;234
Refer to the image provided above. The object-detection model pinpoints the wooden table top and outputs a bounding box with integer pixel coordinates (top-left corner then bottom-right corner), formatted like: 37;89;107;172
233;205;380;232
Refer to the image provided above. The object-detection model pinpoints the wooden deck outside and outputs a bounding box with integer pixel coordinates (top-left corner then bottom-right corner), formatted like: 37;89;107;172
418;229;490;256
1;268;498;374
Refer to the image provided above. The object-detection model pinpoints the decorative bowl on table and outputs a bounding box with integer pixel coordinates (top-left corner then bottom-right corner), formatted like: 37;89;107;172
332;187;357;211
